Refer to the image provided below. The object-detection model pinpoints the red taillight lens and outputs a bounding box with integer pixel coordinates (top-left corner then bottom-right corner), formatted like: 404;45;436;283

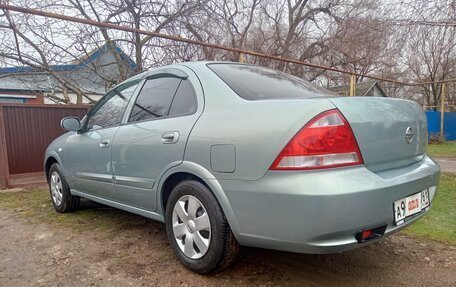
270;109;363;170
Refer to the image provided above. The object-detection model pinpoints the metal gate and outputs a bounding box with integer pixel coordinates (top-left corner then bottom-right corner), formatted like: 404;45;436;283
0;104;90;187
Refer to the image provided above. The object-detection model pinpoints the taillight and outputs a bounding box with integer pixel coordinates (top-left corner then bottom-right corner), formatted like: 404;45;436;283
270;109;363;170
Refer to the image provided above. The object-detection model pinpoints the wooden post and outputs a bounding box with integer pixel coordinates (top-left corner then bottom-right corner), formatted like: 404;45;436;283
239;52;244;63
440;82;446;140
0;105;10;189
349;74;356;96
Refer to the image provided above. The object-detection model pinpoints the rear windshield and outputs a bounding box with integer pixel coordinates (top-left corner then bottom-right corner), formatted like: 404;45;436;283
207;63;334;100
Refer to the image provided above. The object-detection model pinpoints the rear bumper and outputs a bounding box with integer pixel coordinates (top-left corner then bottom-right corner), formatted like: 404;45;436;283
218;155;440;254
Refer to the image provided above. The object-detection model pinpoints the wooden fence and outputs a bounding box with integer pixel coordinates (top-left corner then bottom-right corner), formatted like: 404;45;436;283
0;104;90;188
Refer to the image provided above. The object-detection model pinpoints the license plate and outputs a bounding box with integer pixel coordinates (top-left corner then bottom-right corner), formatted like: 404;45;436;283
394;189;430;226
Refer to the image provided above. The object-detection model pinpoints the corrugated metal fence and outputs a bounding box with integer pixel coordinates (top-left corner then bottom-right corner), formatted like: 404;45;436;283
0;104;90;188
426;111;456;141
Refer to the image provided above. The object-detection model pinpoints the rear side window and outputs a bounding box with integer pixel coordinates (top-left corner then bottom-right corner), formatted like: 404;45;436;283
168;80;197;116
129;77;181;122
207;63;333;100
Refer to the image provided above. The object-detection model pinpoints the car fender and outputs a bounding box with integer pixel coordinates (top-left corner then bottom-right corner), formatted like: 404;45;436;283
44;150;66;179
156;160;241;237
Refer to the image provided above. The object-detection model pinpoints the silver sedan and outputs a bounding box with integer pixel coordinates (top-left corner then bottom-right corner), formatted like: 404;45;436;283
45;62;440;273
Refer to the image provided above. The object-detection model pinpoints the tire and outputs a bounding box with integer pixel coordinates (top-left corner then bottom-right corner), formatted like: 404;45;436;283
48;163;80;213
165;180;239;274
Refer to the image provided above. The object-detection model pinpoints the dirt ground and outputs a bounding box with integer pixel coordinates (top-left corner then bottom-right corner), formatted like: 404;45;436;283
0;198;455;287
436;158;456;173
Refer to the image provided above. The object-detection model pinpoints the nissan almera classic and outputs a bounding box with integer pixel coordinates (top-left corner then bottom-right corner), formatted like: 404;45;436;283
45;62;440;274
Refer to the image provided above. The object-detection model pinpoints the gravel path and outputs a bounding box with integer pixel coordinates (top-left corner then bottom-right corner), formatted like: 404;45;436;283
0;204;455;287
435;157;456;173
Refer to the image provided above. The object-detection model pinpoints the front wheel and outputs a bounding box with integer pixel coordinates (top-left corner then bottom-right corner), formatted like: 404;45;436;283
48;163;80;213
165;180;239;274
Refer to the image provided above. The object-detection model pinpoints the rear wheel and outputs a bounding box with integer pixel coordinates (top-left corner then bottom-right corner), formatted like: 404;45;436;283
48;163;80;213
165;180;239;274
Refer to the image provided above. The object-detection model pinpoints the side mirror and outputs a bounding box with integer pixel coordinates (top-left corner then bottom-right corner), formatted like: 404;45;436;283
60;116;81;132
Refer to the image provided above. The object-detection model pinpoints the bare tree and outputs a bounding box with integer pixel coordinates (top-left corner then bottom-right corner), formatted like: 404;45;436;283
67;0;205;73
0;5;97;103
394;0;456;108
1;0;455;108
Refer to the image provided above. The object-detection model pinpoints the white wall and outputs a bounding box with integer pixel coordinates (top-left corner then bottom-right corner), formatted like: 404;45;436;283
44;92;102;104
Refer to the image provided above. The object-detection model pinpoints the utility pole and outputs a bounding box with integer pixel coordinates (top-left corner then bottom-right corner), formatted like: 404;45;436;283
239;53;244;63
440;82;446;140
349;74;356;96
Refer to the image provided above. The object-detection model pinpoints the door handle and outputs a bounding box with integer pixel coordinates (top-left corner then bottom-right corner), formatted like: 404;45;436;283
99;138;111;148
161;131;179;144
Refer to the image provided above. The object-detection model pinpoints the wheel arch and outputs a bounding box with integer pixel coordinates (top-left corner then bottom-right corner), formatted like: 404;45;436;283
44;152;63;184
157;161;241;237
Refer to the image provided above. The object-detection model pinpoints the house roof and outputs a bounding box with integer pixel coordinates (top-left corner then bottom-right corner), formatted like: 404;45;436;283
0;42;136;74
0;94;36;99
329;81;387;97
0;42;136;95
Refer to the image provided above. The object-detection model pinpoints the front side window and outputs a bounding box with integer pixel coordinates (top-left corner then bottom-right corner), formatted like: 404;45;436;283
87;80;140;130
129;77;181;122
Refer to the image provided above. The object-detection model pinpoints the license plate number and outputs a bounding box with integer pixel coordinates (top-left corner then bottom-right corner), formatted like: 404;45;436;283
394;189;430;226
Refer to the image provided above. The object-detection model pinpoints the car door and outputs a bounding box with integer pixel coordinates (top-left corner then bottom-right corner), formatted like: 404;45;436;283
64;80;141;199
111;72;201;211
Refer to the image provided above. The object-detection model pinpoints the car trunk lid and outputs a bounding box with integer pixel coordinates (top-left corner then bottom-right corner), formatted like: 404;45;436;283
329;97;427;173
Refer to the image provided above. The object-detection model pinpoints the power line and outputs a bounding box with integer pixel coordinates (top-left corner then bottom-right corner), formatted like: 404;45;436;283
0;3;455;87
387;19;456;27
